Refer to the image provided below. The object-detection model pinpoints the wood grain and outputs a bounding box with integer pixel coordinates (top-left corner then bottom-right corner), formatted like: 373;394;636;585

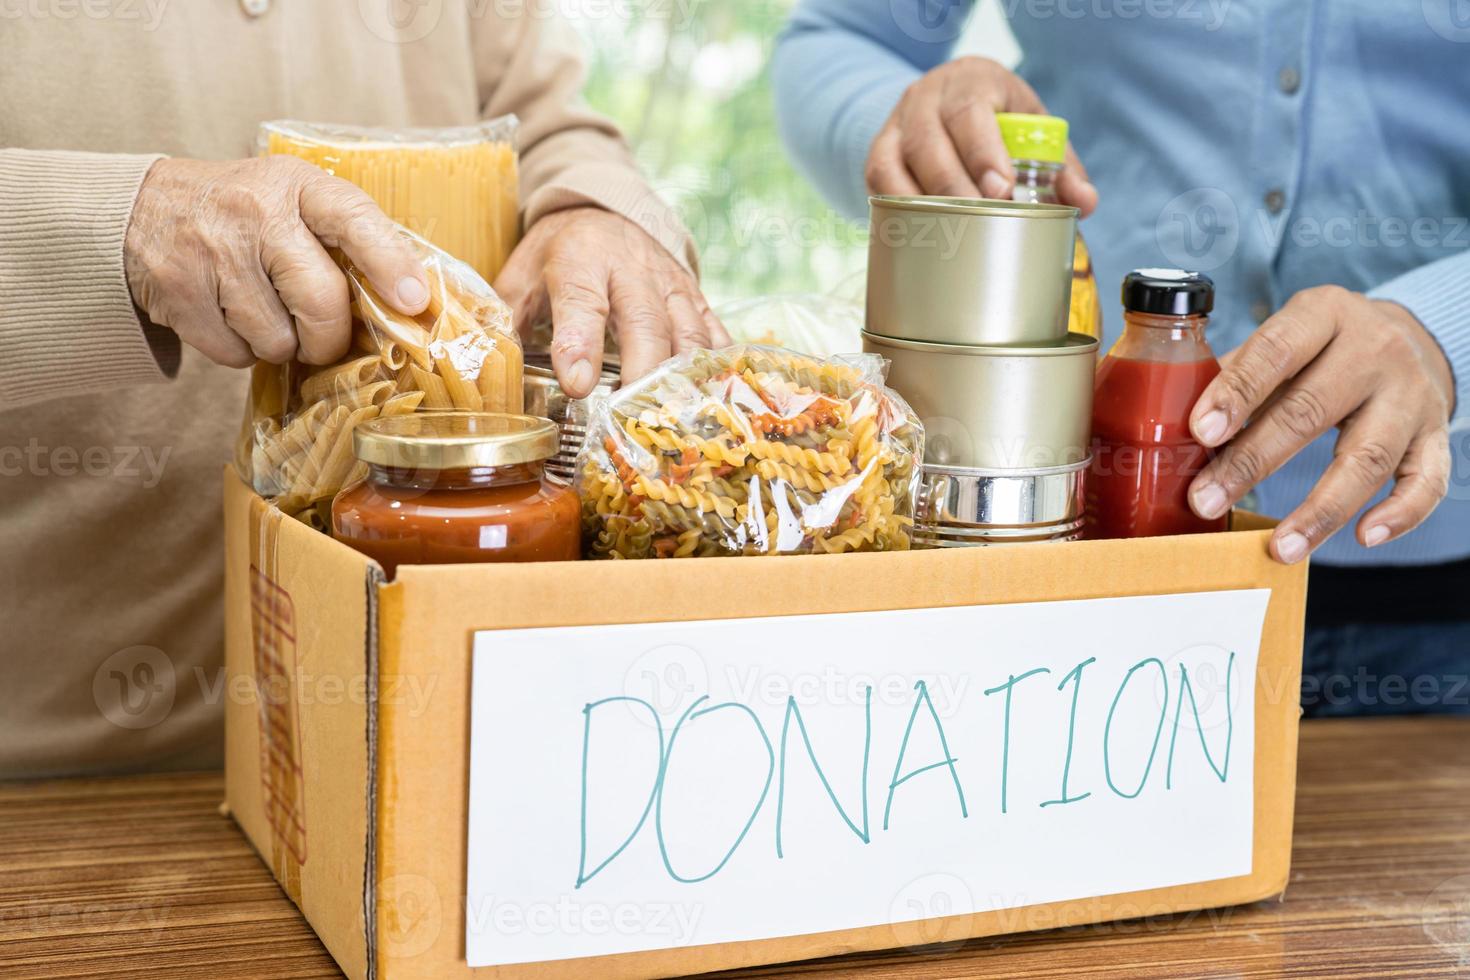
1;718;1466;979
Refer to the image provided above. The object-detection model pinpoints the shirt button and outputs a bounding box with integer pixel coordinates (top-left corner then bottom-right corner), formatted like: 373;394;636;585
1251;300;1271;323
1278;67;1301;95
241;0;269;17
1264;188;1286;214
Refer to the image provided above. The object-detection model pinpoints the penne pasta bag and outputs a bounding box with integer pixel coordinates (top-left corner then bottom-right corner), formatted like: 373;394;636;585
575;344;923;559
258;117;520;284
235;227;524;525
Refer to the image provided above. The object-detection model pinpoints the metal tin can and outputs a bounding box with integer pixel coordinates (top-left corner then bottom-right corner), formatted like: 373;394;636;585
866;195;1078;346
862;330;1097;470
521;358;618;483
912;460;1087;547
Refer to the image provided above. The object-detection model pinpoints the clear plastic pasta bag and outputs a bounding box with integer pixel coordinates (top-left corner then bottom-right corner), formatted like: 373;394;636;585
577;345;923;558
716;294;864;357
235;228;524;527
259;117;520;284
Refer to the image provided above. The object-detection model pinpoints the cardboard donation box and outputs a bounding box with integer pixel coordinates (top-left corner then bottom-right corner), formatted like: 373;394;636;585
223;468;1308;980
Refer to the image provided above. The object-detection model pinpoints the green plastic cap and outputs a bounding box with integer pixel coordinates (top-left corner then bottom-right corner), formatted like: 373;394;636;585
995;112;1068;165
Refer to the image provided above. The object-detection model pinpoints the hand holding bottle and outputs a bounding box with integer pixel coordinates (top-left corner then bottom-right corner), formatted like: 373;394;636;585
864;56;1097;214
1186;286;1455;563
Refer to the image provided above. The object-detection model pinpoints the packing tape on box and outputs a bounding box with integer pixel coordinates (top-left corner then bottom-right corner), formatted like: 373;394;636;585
249;502;307;904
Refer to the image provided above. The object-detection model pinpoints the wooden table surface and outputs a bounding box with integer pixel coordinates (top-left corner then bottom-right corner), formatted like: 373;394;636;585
1;717;1467;979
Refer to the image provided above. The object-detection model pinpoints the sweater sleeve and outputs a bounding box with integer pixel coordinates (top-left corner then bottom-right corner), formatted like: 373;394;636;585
468;10;697;275
0;149;177;410
772;0;976;220
1369;251;1470;423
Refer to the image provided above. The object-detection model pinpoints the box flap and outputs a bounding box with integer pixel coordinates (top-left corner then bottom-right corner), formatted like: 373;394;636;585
224;468;380;980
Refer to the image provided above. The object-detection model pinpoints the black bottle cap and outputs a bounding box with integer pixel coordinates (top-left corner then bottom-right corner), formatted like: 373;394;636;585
1121;269;1214;316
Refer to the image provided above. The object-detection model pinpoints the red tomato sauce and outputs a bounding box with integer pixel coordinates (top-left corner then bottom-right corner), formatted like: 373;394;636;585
1086;356;1228;539
332;463;581;577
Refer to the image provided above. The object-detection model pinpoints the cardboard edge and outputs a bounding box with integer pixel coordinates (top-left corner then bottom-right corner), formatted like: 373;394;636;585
373;577;409;980
390;520;1283;614
364;562;385;980
223;468;383;980
222;471;272;870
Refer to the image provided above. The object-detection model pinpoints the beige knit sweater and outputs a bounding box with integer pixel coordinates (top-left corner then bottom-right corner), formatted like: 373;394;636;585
0;1;692;777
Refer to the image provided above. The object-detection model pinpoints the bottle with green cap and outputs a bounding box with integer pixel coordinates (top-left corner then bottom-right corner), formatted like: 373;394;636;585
994;112;1101;340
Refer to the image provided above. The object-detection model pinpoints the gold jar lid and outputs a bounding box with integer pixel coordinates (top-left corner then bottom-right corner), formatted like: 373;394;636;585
352;412;559;469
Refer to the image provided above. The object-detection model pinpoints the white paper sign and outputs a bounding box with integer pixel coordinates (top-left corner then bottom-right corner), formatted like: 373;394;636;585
466;589;1269;967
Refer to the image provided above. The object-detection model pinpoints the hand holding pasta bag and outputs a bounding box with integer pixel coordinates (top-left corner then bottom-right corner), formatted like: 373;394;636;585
125;156;433;367
257;117;521;293
577;345;923;558
236;228;523;528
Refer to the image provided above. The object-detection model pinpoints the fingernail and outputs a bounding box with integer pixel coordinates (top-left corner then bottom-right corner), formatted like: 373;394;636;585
1364;524;1391;547
396;275;428;309
1276;531;1309;564
1193;483;1228;520
566;358;595;396
1196;410;1228;446
980;170;1010;199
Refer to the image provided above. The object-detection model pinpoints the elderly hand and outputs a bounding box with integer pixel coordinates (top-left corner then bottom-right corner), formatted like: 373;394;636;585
866;56;1097;214
125;156;429;368
1187;286;1455;563
493;206;728;397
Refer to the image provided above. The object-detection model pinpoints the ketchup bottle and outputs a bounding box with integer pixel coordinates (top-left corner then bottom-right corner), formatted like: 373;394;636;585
1086;270;1229;539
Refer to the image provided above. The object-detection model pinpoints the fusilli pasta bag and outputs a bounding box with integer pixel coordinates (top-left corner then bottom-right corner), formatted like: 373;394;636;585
235;227;523;528
576;345;923;558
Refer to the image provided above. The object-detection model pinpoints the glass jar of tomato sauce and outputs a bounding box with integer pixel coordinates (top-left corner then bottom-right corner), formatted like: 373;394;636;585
331;412;580;576
1086;269;1228;539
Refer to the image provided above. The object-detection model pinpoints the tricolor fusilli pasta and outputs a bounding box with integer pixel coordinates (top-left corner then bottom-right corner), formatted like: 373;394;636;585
576;345;923;558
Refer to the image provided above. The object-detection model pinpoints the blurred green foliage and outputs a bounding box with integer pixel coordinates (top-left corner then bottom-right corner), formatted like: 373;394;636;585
578;0;868;305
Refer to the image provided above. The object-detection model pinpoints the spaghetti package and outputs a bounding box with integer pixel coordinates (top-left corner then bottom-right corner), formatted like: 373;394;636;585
236;229;524;527
259;117;520;284
577;345;923;558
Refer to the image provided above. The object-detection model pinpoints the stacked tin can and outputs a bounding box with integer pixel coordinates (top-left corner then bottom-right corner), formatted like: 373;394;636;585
522;352;620;484
861;196;1097;546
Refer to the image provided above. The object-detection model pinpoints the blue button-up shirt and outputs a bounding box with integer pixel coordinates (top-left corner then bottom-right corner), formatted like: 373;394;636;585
774;0;1470;566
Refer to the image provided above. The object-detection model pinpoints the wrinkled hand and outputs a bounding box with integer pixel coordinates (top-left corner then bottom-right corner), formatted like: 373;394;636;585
866;56;1097;214
494;206;729;397
125;156;429;367
1187;286;1455;563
